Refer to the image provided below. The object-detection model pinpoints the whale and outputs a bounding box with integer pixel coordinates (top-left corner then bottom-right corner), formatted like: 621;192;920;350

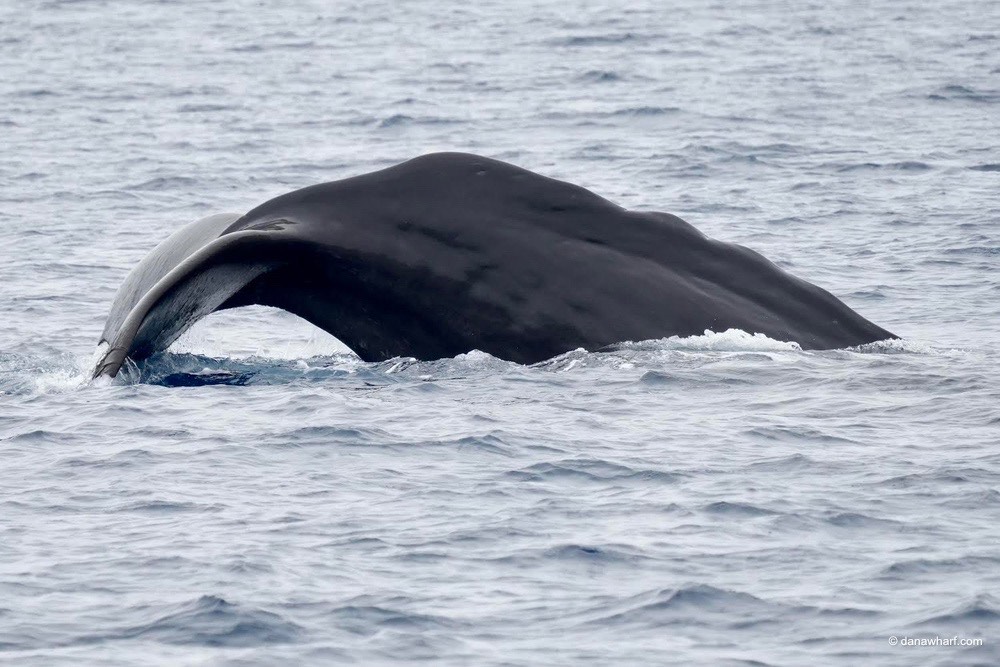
93;152;895;378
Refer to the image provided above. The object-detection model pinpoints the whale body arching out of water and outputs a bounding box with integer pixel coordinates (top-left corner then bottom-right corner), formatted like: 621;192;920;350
93;152;896;378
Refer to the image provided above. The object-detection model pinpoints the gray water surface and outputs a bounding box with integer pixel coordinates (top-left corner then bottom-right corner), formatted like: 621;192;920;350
1;1;999;665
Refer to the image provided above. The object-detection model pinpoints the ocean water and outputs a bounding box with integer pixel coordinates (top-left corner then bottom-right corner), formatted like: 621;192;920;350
1;0;999;664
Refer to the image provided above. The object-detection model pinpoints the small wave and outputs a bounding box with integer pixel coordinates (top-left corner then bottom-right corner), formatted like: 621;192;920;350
703;501;779;517
166;85;229;97
506;458;681;484
586;585;777;628
177;103;240;113
226;557;275;574
116;595;303;646
112;499;221;514
558;33;641;47
823;511;902;528
970;163;1000;171
229;43;263;53
542;544;639;563
939;489;1000;508
2;429;67;444
944;245;1000;256
367;432;515;456
59;448;156;469
890;160;933;171
912;593;1000;627
379;113;415;128
611;106;680;116
882;555;1000;577
639;368;752;386
747;453;817;472
325;603;459;635
873;468;993;488
835;161;932;172
927;84;1000;103
848;287;888;299
719;24;772;36
577;69;622;83
376;114;461;128
125;176;199;191
268;424;388;447
636;369;684;386
746;425;859;446
12;88;59;98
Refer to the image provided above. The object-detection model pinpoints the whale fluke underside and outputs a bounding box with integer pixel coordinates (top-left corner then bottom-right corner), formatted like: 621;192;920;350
94;152;895;378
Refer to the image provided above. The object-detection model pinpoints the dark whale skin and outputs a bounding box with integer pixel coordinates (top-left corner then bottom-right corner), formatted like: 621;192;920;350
94;152;895;378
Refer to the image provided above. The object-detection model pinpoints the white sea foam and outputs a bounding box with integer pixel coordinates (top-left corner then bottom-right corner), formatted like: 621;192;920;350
32;365;91;394
625;329;803;352
850;337;940;355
